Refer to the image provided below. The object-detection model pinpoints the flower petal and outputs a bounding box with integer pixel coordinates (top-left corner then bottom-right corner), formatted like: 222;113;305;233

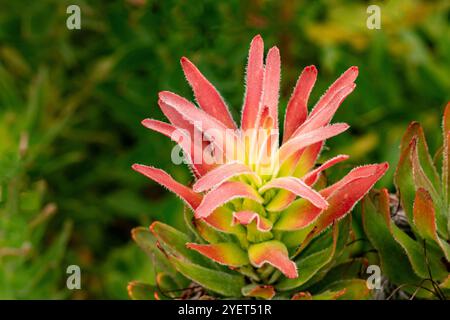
261;46;280;128
186;243;249;267
193;161;261;193
274;198;320;231
159;91;242;161
255;129;279;175
278;123;349;166
158;99;215;173
275;163;388;231
248;240;298;278
313;163;389;234
180;57;237;129
310;66;358;117
302;154;349;185
141;119;212;176
293;84;355;136
241;35;264;130
201;206;243;234
195;181;263;218
320;163;388;198
158;98;195;134
232;211;273;232
283;65;317;142
259;177;328;209
265;191;297;212
132;164;202;210
292;143;323;178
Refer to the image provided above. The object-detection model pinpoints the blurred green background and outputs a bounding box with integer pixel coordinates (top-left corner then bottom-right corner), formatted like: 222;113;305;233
0;0;448;299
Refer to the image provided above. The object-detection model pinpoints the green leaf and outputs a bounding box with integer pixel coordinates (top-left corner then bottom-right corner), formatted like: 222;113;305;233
394;135;418;226
440;275;450;297
183;206;205;243
150;221;216;268
242;284;275;299
156;272;180;299
127;281;158;300
186;242;249;267
280;225;314;249
194;218;235;244
398;122;440;192
311;289;347;300
321;279;370;300
276;224;338;291
308;258;368;293
391;224;448;281
131;227;177;276
362;190;422;286
167;254;245;297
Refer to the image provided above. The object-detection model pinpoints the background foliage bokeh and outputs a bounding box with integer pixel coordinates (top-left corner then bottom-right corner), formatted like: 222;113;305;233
0;0;448;299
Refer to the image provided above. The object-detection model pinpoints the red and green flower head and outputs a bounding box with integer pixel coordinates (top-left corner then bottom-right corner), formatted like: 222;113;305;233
132;35;388;298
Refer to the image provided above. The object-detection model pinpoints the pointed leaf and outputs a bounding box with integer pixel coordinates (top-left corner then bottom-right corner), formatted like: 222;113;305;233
194;218;229;243
400;123;439;182
195;181;263;218
291;292;313;300
310;66;358;117
294;84;355;136
292;142;323;178
201;206;245;234
150;221;215;268
186;243;249;267
261;46;280;128
391;222;448;280
278;123;349;166
413;188;438;241
241;35;264;130
127;281;159;300
321;279;370;300
442;103;450;203
193;161;261;193
302;154;349;186
141;119;209;176
265;190;297;212
180;57;236;129
157;98;212;176
242;284;275;300
259;177;328;209
292;289;346;300
394;136;417;225
362;189;423;286
410;138;447;237
248;240;297;278
277;223;338;291
275;163;388;231
309;258;368;292
283;65;317;142
168;254;245;297
131;227;178;279
132;164;202;209
313;163;389;234
156;273;180;299
159;91;242;161
232;210;273;232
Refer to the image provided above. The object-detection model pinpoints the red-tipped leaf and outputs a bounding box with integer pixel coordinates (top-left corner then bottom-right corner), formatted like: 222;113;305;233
132;164;202;210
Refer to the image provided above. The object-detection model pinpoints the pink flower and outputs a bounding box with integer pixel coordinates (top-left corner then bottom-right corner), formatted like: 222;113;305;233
133;35;388;280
